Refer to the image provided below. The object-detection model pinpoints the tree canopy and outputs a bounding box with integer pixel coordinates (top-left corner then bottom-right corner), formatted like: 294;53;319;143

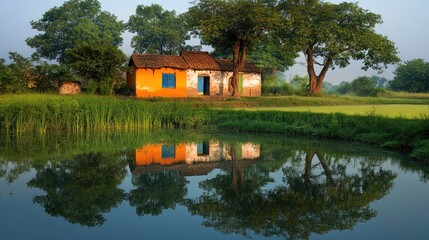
389;59;429;93
187;0;282;96
127;4;197;55
65;41;127;95
26;0;124;63
279;0;400;95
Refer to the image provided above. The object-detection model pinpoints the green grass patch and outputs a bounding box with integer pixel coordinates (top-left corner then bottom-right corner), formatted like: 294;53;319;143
238;104;429;119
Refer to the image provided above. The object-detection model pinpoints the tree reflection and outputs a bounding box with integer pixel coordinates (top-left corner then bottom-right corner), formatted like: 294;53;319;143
128;171;188;216
186;149;396;239
27;152;128;227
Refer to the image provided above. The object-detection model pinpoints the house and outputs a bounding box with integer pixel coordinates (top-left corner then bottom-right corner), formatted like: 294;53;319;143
59;81;81;95
130;141;261;176
127;51;261;98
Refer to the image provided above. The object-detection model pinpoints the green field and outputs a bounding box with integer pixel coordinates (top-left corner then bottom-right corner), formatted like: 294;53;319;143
241;104;429;119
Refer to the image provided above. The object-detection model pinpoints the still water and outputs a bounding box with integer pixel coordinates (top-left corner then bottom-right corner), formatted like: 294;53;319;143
0;131;428;240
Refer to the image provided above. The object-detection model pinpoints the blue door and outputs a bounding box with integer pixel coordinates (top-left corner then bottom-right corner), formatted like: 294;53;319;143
198;77;210;95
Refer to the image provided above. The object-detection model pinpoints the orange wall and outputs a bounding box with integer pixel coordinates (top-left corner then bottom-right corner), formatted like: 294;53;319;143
132;67;187;98
135;144;187;166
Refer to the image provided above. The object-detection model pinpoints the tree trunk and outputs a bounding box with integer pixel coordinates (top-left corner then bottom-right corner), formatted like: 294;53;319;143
305;46;332;95
304;150;316;183
316;152;334;185
230;40;248;97
231;42;240;96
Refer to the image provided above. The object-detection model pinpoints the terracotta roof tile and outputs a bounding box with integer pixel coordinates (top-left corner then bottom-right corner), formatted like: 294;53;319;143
130;51;261;73
131;54;188;70
180;51;220;70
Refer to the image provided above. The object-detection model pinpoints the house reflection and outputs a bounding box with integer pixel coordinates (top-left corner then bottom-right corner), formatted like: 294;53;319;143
130;141;260;176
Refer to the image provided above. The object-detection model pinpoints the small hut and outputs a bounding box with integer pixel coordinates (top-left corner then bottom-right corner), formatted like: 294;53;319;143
59;81;81;95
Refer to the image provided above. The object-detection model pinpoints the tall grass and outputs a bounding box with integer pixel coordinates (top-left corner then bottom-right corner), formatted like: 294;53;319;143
377;91;429;99
213;110;429;163
0;94;209;134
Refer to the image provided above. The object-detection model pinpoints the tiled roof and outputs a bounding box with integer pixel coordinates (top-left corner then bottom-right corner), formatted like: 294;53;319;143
130;54;188;70
130;51;260;73
180;51;221;71
131;159;259;176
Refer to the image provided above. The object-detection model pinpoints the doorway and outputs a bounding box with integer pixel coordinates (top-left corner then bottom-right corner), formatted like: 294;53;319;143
198;76;210;96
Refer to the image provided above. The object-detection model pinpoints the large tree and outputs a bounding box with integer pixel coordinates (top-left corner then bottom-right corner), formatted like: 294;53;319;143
188;0;282;96
65;41;127;95
127;4;196;55
280;0;400;95
26;0;124;64
389;59;429;93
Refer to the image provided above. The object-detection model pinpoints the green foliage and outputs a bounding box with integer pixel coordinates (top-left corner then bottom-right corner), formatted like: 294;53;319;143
26;0;124;63
350;76;377;96
0;52;78;93
127;4;193;55
188;0;282;96
261;74;294;96
262;75;310;96
0;52;32;93
290;75;309;95
27;152;127;226
372;75;388;88
389;59;429;93
214;110;429;163
128;171;188;216
32;63;77;93
279;0;400;94
0;94;211;134
65;41;127;95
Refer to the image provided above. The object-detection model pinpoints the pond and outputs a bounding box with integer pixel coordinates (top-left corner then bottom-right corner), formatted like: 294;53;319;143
1;131;428;240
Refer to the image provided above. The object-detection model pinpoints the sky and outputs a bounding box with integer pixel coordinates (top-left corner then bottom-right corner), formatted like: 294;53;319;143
0;0;428;84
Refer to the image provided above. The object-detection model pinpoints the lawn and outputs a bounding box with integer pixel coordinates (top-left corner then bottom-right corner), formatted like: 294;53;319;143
240;104;429;119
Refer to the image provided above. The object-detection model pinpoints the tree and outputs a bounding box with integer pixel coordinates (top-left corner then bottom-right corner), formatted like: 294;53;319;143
371;75;388;88
0;52;33;93
26;0;124;63
187;0;282;96
350;76;377;96
65;41;127;95
29;63;78;93
212;36;297;79
280;0;400;95
127;4;194;55
335;81;352;95
389;59;429;93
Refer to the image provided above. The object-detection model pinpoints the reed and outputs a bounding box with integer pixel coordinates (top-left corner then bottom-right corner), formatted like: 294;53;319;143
0;94;209;134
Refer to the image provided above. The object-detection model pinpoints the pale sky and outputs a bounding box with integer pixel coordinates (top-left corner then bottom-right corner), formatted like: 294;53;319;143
1;0;428;84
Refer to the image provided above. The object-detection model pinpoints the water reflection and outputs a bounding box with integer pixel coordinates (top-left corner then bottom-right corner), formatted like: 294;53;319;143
27;152;128;227
0;132;427;239
185;149;396;239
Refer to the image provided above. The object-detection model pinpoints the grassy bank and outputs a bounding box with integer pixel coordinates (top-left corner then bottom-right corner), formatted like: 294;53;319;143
238;104;429;119
0;94;209;134
1;94;428;163
213;110;429;163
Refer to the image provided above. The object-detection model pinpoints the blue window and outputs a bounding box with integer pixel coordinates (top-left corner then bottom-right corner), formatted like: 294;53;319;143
162;145;176;159
162;74;176;89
